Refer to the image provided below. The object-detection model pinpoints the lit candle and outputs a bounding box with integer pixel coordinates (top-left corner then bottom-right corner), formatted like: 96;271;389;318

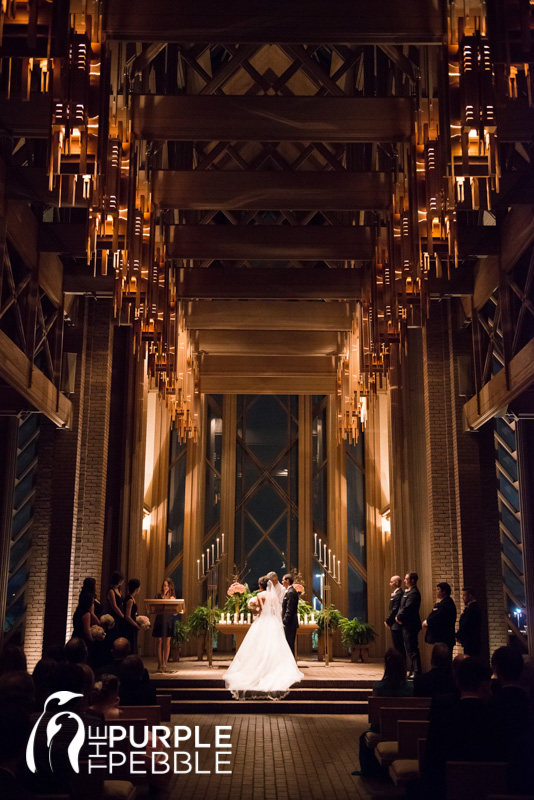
328;549;331;572
217;538;220;559
220;615;225;624
234;612;238;623
311;613;316;624
318;538;322;562
332;556;336;580
239;613;244;624
247;612;251;624
201;554;205;573
197;559;200;579
212;543;215;564
206;548;210;569
305;614;308;625
222;533;225;553
314;533;317;556
324;543;327;564
227;612;231;624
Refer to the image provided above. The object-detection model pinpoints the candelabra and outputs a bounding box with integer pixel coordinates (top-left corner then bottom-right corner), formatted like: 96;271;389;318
313;533;342;667
197;535;225;668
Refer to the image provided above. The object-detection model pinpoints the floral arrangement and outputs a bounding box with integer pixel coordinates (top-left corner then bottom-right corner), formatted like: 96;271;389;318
137;615;151;630
99;614;115;630
247;596;260;612
293;583;305;595
227;582;246;596
90;625;106;641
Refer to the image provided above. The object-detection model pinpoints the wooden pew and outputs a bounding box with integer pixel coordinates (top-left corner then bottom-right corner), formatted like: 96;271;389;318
376;718;429;768
367;695;431;727
156;693;172;722
117;705;162;726
389;737;426;788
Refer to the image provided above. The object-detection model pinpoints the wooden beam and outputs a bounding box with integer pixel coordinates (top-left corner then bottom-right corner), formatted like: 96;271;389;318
195;329;343;355
473;257;500;311
153;171;391;210
2;96;51;138
6;201;38;269
185;300;353;330
63;272;115;296
199;355;337;394
39;223;88;256
496;102;534;142
104;0;445;44
0;330;71;428
177;267;362;299
39;253;63;307
500;205;534;274
464;338;534;431
133;96;414;142
167;224;375;260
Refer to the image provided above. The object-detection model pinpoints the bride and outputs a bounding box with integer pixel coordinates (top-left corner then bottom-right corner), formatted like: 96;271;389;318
224;578;303;699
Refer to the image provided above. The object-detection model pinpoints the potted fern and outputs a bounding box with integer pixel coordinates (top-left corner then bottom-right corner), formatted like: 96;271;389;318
339;618;377;662
170;619;189;662
316;605;347;662
186;604;221;660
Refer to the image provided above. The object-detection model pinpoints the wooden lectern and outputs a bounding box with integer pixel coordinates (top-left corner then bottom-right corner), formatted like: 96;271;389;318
145;598;185;673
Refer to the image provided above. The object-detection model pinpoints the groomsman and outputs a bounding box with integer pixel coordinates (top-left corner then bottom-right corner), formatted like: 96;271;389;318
396;572;422;678
423;581;457;654
456;586;482;656
384;576;405;659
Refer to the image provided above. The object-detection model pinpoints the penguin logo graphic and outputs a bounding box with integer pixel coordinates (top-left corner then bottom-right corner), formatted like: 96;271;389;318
26;691;85;774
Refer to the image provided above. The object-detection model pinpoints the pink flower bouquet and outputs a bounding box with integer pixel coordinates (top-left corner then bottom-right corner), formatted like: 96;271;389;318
227;583;246;596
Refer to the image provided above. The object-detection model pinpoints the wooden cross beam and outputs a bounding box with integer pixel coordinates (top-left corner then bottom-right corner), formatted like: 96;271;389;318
153;171;392;210
133;95;414;142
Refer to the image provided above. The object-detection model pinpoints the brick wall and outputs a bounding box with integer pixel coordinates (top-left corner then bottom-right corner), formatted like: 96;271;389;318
24;419;55;668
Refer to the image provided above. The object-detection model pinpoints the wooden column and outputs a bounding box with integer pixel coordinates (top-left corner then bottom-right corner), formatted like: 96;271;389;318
328;396;348;618
218;395;237;652
298;395;313;654
182;396;205;632
365;391;391;659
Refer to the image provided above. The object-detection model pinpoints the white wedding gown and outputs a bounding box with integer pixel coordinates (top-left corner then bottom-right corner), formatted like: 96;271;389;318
224;582;303;699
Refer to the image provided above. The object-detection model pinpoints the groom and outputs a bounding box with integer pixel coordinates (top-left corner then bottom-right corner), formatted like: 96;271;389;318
282;574;299;656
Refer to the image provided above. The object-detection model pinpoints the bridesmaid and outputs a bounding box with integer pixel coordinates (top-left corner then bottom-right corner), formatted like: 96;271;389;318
123;578;141;654
106;571;125;638
79;577;102;618
152;577;176;673
72;591;98;643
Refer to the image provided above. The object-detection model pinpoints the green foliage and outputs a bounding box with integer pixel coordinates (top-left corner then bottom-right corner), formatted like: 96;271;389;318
172;620;190;645
186;604;222;636
298;599;314;617
339;617;377;646
316;605;347;632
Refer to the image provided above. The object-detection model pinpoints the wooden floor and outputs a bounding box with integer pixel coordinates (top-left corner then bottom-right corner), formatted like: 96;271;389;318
146;655;384;682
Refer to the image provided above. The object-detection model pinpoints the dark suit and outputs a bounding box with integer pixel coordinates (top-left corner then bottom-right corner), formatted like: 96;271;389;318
413;666;455;698
456;600;482;656
396;585;422;675
385;587;405;658
282;585;299;656
424;596;457;653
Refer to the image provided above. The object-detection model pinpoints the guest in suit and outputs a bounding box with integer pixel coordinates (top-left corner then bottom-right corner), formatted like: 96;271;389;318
423;581;457;654
491;646;530;741
119;656;157;706
384;575;405;659
414;643;455;698
281;574;299;656
396;572;422;677
456;586;482;656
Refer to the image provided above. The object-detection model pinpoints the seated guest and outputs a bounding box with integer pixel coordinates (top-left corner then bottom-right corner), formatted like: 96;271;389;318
373;647;414;699
65;636;88;665
491;646;529;740
414;643;455;698
119;656;157;706
0;704;31;800
0;672;35;714
45;644;66;662
32;658;58;711
91;674;121;719
0;645;27;675
96;637;131;677
422;657;503;800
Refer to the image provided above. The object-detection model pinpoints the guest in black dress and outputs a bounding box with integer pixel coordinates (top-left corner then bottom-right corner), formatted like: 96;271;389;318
79;577;102;618
77;577;108;669
123;579;141;655
106;571;125;640
151;577;176;673
72;592;97;643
